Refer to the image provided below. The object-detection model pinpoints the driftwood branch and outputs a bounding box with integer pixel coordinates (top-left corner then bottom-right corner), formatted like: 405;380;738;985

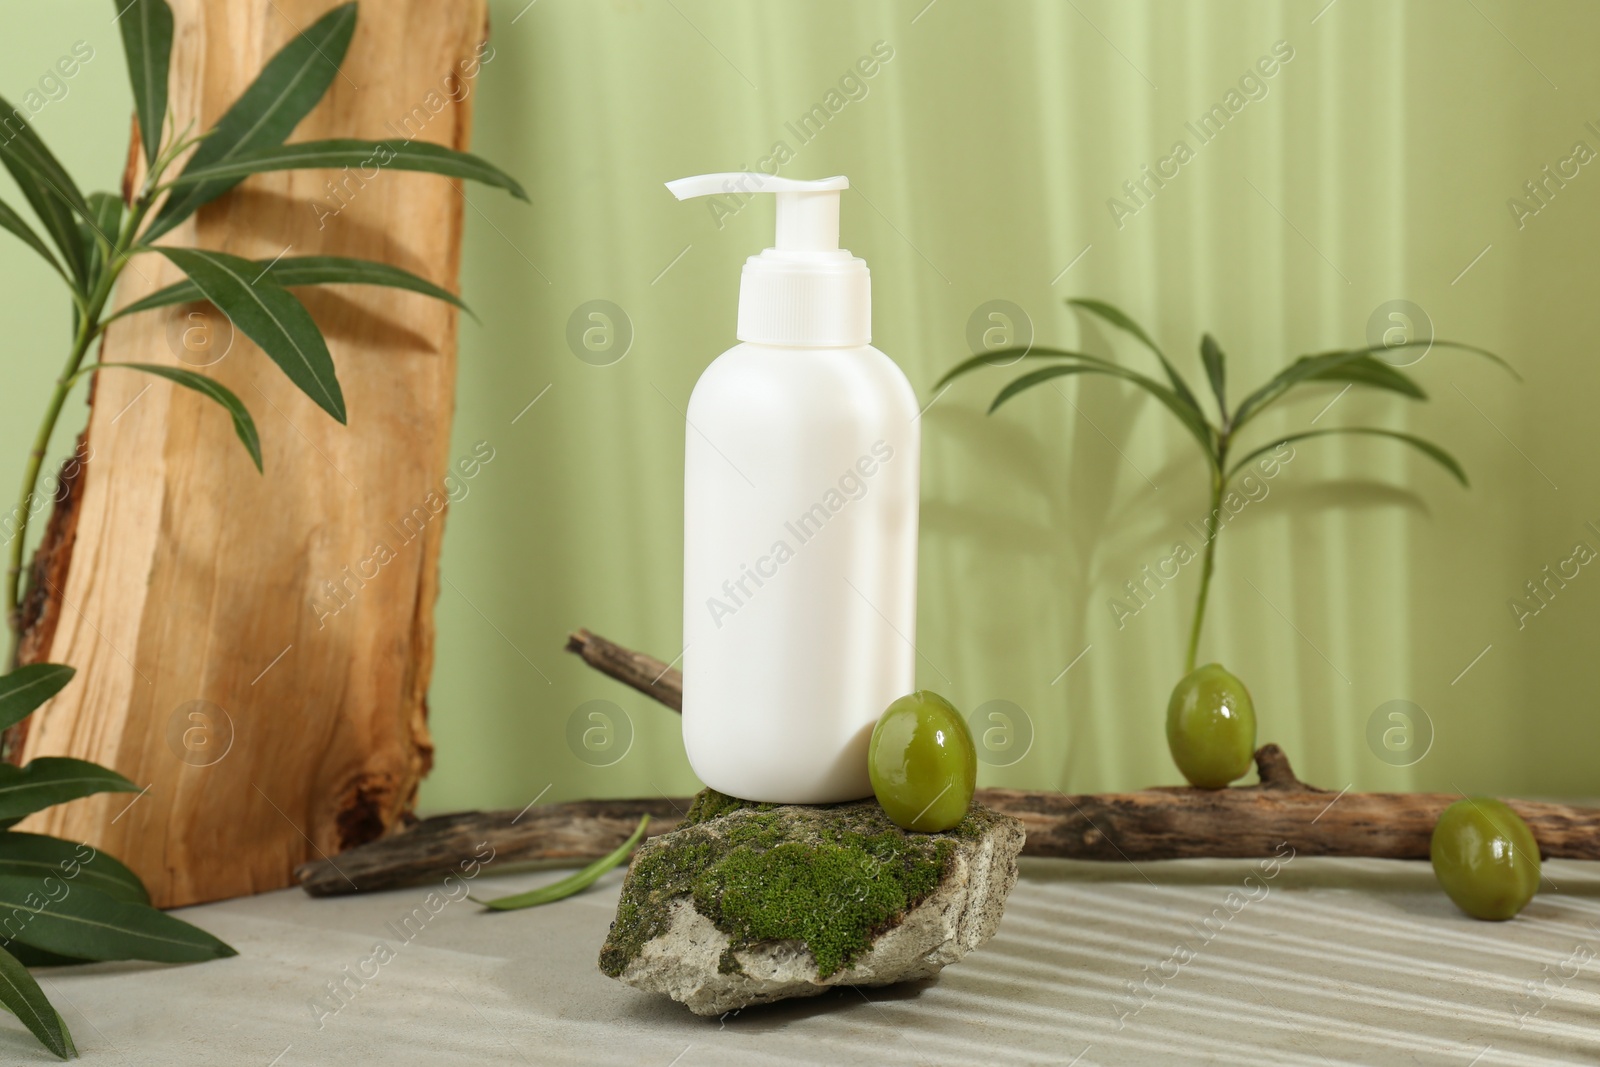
297;797;689;896
295;630;1600;896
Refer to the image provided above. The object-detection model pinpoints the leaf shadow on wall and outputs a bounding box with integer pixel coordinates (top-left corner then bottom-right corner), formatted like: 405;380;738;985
920;316;1183;789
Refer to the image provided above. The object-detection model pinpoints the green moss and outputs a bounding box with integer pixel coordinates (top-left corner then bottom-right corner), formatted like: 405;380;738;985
682;788;775;826
600;790;993;980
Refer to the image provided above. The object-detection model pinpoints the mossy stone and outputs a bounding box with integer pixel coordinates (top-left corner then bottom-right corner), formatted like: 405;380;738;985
599;788;1003;980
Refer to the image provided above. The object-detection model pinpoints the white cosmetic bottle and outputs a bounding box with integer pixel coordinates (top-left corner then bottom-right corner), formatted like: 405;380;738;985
667;173;920;804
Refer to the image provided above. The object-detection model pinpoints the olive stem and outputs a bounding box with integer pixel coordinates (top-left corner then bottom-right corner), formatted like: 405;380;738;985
1184;437;1229;675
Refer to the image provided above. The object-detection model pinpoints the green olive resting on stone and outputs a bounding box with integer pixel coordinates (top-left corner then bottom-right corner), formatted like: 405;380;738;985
1166;663;1257;789
1430;797;1541;921
868;691;977;833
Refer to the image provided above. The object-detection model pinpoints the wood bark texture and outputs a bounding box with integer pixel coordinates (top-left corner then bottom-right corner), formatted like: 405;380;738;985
292;630;1600;896
18;0;490;907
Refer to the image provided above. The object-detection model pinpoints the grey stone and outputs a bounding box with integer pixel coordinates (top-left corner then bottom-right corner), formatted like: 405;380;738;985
598;791;1024;1016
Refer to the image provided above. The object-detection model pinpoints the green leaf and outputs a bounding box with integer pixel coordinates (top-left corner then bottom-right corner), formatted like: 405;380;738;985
88;192;124;241
0;195;65;278
1302;354;1426;399
58;1007;76;1057
58;1009;76;1057
0;833;148;906
1226;428;1468;486
1066;297;1205;416
143;2;358;241
94;363;262;471
164;139;530;202
0;877;235;963
69;191;122;342
0;943;70;1059
153;247;344;423
988;363;1099;411
0;666;74;734
116;255;471;322
4;943;90;968
78;191;125;282
0;95;92;287
473;817;650;911
1232;341;1516;429
987;356;1218;465
234;256;471;314
1200;333;1226;419
933;346;1092;392
116;0;175;165
0;759;139;823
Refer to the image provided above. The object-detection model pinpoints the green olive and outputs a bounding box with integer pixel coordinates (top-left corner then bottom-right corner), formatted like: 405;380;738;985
868;691;976;833
1430;797;1541;921
1166;663;1256;789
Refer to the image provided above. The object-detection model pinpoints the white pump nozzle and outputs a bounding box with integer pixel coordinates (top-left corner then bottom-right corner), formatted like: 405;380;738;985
667;172;869;347
667;173;849;252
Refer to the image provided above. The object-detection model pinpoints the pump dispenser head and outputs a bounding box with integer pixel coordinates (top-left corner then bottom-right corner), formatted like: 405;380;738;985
667;173;870;347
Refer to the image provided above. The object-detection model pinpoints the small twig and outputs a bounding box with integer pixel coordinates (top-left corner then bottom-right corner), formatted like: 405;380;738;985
565;628;681;711
1253;743;1315;790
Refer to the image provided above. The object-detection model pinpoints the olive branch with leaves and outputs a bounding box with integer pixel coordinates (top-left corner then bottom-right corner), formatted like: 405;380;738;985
0;1;525;1056
939;297;1515;674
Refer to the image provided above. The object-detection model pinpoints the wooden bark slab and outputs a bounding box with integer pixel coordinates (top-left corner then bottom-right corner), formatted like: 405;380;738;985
18;0;489;907
292;631;1600;896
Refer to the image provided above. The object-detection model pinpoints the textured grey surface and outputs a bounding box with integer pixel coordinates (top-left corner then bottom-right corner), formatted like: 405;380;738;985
14;856;1600;1065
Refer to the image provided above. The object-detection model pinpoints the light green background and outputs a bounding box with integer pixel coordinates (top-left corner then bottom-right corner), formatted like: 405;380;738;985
3;1;1597;813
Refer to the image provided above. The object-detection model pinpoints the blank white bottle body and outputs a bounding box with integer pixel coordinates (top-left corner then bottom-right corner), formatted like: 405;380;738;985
682;342;920;803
